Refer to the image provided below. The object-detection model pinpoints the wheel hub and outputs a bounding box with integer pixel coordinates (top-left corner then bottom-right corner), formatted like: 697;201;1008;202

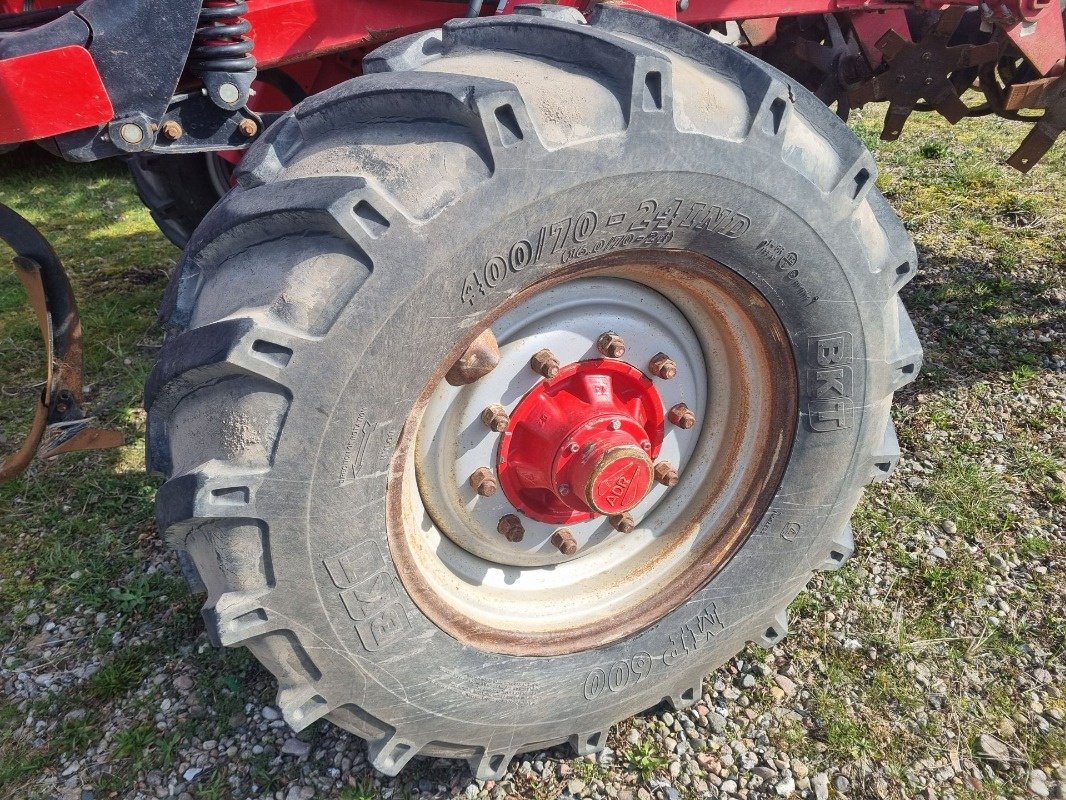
498;360;664;523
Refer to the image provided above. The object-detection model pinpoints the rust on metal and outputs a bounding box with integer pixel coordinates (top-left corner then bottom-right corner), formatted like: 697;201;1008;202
468;466;498;497
653;461;680;487
387;248;798;657
480;403;509;433
529;348;561;379
848;7;1001;140
596;330;626;359
550;528;578;556
160;120;183;140
445;328;500;386
0;203;122;482
497;514;524;543
1003;72;1066;172
668;402;696;429
608;512;636;534
648;351;678;379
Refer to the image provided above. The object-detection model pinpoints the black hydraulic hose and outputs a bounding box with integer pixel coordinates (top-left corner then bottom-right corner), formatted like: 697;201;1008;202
467;0;485;17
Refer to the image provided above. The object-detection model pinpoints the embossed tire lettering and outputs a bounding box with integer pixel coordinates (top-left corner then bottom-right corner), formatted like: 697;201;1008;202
147;4;920;783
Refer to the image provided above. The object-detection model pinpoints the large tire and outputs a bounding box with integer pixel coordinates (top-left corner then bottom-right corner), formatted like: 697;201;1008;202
145;5;922;780
128;152;233;248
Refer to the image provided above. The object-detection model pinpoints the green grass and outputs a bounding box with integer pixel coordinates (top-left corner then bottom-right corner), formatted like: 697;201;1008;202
625;741;669;780
1;102;1064;799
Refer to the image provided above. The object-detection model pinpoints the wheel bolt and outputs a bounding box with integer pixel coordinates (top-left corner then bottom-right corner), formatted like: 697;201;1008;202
649;352;678;380
160;120;183;141
481;403;510;433
668;403;696;430
609;512;636;533
596;331;626;359
550;528;578;555
498;514;525;543
469;467;497;497
654;461;680;487
530;348;561;379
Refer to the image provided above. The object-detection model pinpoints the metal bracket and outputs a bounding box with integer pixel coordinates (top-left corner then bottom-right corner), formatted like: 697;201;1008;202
0;203;122;482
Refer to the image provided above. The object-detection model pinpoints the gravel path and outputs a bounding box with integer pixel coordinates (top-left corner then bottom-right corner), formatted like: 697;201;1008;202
1;108;1063;800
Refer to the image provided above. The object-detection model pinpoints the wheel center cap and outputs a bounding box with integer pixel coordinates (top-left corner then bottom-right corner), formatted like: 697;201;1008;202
498;360;665;524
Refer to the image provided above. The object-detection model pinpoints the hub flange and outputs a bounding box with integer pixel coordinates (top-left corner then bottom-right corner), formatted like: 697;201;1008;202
497;360;665;524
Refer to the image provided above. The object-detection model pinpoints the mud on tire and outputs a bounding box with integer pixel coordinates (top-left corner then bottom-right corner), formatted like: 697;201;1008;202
146;5;921;779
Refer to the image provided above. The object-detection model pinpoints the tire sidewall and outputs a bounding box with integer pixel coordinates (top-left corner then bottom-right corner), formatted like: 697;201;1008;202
251;127;893;748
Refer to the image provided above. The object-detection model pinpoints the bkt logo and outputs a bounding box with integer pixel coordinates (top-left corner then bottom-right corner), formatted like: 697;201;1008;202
806;332;853;432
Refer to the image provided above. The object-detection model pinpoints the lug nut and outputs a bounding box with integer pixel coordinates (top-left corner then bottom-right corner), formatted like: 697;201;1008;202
530;348;561;379
481;403;510;433
498;514;525;543
649;352;678;380
469;467;498;497
445;329;500;386
654;461;680;487
160;120;183;141
609;512;636;534
596;331;626;359
550;528;578;555
668;403;696;430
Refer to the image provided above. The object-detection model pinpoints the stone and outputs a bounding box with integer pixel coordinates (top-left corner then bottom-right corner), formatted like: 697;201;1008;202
773;674;797;696
23;613;40;628
282;738;311;758
811;773;829;800
568;779;586;796
707;712;728;734
775;775;796;796
1029;774;1050;798
929;547;948;560
173;675;194;692
977;733;1010;768
941;520;958;535
833;775;850;793
182;768;202;781
720;779;738;795
261;706;281;721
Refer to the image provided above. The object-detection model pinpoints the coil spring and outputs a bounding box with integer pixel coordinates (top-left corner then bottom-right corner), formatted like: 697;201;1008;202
188;0;256;76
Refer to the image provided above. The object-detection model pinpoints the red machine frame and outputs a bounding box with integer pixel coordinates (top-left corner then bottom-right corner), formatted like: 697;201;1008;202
1;0;1064;150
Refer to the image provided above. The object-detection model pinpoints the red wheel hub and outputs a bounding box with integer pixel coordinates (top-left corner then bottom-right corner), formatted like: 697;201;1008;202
498;360;666;524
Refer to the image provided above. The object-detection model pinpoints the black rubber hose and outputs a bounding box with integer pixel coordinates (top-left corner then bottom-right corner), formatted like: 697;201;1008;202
467;0;485;17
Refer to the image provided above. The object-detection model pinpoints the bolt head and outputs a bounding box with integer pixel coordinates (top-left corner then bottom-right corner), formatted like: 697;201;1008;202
551;528;578;555
469;467;498;497
654;461;680;487
160;120;183;141
497;514;524;543
238;118;259;137
609;512;636;534
596;331;626;359
481;403;510;433
668;403;696;430
649;353;678;380
530;349;561;379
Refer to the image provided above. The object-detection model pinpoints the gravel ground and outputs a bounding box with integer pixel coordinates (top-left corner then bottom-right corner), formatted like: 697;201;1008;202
0;105;1063;800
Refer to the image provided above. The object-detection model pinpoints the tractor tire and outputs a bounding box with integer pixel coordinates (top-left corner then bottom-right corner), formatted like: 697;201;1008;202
146;5;921;780
128;152;233;248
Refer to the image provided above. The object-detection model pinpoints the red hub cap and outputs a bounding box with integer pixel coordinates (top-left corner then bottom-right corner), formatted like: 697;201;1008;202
498;360;666;524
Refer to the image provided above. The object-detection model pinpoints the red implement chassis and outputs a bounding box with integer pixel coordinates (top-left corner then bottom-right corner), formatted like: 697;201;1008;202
1;0;1064;163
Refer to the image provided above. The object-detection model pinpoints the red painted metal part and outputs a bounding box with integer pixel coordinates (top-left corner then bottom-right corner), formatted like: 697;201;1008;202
497;359;665;524
0;46;113;145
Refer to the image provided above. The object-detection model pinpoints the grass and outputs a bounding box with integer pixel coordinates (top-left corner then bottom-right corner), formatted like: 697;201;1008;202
0;101;1063;799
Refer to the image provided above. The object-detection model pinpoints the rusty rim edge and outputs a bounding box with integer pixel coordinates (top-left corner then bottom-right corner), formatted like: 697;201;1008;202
387;249;798;657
